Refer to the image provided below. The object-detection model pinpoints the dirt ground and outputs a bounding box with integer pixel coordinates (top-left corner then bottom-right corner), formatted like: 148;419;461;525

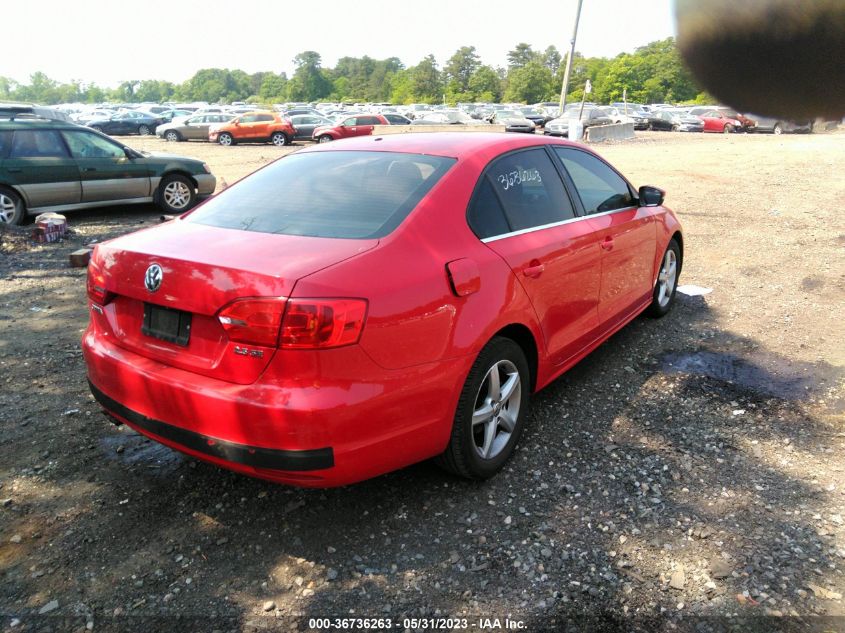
1;130;844;632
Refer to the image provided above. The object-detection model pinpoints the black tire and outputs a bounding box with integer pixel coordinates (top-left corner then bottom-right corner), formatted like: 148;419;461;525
317;135;332;144
157;174;196;214
723;124;734;134
218;132;234;146
270;131;290;146
646;238;681;318
0;187;26;225
772;123;783;135
138;124;151;135
671;124;680;132
436;337;530;480
164;130;181;142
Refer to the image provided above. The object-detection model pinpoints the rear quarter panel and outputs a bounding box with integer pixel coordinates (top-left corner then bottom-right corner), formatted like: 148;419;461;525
290;156;545;372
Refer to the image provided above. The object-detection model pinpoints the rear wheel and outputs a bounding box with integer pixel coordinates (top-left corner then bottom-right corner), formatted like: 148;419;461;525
138;124;151;135
647;238;681;317
164;130;181;142
773;123;783;135
723;124;734;134
436;337;530;480
157;174;196;214
271;131;290;146
218;132;234;146
0;188;25;225
317;135;332;143
671;124;680;132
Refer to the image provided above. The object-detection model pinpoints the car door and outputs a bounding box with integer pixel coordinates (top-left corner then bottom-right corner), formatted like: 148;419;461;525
469;147;603;365
184;115;212;140
352;115;378;137
337;116;359;139
1;129;81;209
253;113;276;140
552;146;657;327
61;129;150;202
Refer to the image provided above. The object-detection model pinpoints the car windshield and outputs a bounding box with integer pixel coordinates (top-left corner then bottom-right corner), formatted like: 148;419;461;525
185;151;456;239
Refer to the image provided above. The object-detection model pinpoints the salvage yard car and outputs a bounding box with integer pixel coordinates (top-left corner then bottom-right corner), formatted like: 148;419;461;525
209;111;296;146
156;113;235;142
312;113;389;143
83;132;682;487
87;110;165;136
0;118;215;224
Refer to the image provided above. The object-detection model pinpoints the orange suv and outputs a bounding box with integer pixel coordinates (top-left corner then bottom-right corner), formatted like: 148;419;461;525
208;111;296;146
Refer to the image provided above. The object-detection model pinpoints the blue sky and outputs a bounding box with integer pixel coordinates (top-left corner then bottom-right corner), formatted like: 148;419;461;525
3;0;676;87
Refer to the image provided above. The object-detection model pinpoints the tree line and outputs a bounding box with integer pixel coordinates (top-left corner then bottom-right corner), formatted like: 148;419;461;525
1;38;708;107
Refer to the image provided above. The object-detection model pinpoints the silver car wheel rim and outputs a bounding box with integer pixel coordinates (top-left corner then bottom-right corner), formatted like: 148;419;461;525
657;249;677;308
472;359;521;460
139;126;150;135
319;136;331;143
166;132;178;141
0;194;16;223
220;135;231;146
163;181;191;210
272;134;286;146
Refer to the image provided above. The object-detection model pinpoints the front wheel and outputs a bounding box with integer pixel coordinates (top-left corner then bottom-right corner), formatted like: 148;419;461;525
647;238;681;317
218;132;234;146
157;174;196;214
671;124;680;132
436;337;530;480
317;135;332;144
0;188;26;225
138;124;151;135
773;123;783;135
723;124;734;134
164;130;181;142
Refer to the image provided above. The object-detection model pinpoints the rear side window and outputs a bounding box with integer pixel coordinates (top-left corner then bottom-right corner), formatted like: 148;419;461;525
9;130;69;158
0;131;11;158
186;151;455;239
553;147;634;214
478;148;575;234
467;177;510;239
256;114;274;122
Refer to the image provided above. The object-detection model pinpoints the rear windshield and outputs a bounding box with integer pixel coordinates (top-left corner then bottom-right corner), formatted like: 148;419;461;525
186;150;455;239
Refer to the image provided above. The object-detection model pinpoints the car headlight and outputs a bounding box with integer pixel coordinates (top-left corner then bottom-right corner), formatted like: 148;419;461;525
202;163;211;174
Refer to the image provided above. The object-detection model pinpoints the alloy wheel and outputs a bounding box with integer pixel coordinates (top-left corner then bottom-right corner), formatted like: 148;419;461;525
656;248;678;308
471;360;522;460
163;180;192;210
0;193;16;224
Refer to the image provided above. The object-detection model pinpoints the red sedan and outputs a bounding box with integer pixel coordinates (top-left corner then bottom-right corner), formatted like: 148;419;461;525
698;110;743;133
83;133;683;487
312;113;389;143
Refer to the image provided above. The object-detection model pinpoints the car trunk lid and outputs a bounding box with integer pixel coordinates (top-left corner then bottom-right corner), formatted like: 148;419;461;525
91;219;377;384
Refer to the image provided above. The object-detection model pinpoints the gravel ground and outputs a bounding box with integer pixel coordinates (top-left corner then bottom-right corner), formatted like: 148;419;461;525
1;130;844;633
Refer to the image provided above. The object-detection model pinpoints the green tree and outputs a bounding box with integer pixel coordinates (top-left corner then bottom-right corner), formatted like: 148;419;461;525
468;65;502;102
410;55;442;103
507;43;537;69
542;45;562;75
444;46;480;96
258;73;288;102
288;51;332;101
504;61;554;103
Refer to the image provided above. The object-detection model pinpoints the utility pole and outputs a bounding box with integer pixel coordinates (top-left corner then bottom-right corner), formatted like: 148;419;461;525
558;0;584;115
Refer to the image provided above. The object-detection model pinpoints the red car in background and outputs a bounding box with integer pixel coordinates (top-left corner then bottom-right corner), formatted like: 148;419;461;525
83;133;683;487
312;113;389;143
698;110;743;133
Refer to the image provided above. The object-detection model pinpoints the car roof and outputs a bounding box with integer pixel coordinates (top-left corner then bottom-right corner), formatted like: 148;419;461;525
0;118;83;131
299;132;582;160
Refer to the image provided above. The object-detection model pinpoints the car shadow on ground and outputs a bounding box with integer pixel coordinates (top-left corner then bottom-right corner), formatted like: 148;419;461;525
1;284;843;631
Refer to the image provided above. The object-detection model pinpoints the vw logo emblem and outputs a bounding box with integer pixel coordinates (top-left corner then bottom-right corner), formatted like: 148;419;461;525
144;264;163;293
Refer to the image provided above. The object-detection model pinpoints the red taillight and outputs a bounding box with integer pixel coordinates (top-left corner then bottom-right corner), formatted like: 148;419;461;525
280;299;367;349
217;298;287;347
86;266;111;304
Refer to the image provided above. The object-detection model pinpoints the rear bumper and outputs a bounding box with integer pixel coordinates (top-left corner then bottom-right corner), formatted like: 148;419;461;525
83;326;471;487
90;381;334;471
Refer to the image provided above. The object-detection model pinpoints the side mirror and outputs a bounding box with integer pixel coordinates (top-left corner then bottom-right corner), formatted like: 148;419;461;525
639;185;665;207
